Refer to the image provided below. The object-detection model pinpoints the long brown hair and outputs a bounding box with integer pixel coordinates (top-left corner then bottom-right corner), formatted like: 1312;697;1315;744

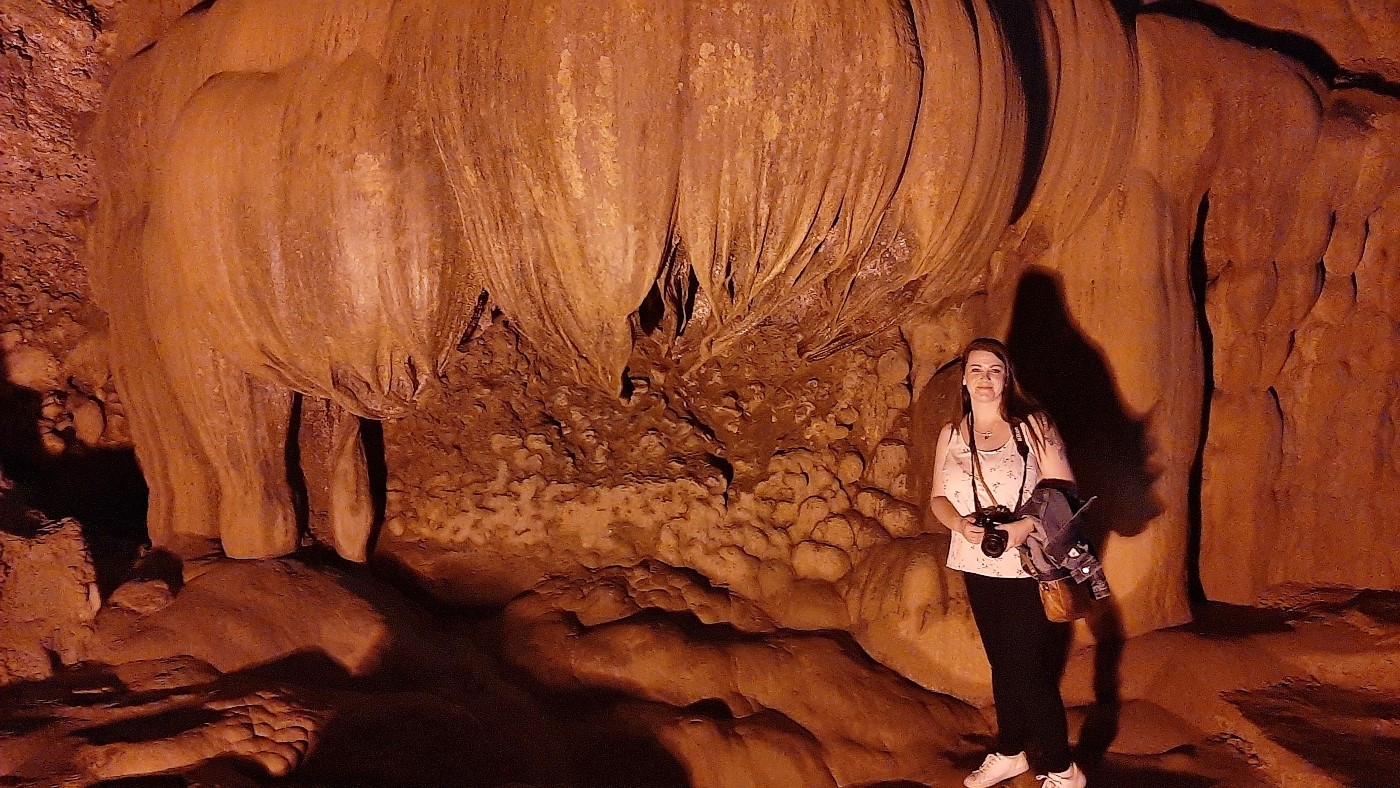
959;337;1050;452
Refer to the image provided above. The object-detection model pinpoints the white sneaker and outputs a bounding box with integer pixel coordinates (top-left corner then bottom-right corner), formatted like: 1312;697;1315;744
1038;762;1087;788
965;751;1030;787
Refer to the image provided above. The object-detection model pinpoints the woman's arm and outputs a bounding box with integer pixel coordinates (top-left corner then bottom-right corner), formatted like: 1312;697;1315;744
1029;412;1075;483
929;422;981;542
1003;412;1075;549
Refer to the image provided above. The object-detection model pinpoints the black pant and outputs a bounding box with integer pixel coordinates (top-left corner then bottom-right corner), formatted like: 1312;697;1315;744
963;571;1073;773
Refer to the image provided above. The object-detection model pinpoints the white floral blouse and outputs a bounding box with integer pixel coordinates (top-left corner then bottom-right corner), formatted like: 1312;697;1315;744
940;424;1040;578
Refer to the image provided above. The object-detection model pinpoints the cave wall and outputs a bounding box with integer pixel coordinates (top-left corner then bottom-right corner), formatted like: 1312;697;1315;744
1179;0;1400;82
1129;7;1400;603
1131;1;1400;604
1;0;107;446
1;0;1398;709
1198;73;1400;601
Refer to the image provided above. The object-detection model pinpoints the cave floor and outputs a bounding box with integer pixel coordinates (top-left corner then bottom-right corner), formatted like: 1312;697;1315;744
2;549;1397;788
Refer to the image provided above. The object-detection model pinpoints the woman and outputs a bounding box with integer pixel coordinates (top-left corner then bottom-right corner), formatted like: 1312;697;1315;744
929;337;1086;788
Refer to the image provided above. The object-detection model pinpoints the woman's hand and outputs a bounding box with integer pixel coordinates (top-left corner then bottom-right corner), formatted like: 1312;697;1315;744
958;514;985;544
1003;516;1039;549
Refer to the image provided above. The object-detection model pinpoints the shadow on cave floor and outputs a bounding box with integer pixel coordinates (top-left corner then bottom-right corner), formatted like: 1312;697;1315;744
9;550;1400;787
1227;682;1400;788
1179;601;1296;639
1087;746;1272;788
0;600;686;788
252;561;688;788
1182;588;1400;640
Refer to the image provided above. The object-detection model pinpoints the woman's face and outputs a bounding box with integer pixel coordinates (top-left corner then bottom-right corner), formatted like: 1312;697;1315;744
963;349;1007;405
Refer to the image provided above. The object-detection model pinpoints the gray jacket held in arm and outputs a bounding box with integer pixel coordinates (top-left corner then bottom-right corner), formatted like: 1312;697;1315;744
1015;479;1112;600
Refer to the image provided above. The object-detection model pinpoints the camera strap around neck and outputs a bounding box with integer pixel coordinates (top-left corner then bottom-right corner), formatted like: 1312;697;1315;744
967;415;1030;513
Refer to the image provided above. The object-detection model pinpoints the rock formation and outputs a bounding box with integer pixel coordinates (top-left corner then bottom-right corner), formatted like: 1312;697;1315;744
2;526;1398;786
85;0;1030;562
0;511;100;684
3;0;1400;784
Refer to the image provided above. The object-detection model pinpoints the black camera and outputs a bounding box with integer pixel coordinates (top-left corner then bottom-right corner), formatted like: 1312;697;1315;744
974;505;1017;558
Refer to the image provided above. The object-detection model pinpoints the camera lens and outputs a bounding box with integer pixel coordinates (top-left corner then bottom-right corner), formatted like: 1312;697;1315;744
981;527;1008;558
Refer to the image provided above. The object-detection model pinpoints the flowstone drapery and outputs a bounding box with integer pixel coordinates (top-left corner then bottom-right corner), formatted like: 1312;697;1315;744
83;0;1400;710
89;0;1026;561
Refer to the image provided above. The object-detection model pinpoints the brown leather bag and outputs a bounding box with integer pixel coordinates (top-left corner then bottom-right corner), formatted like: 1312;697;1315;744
1039;574;1094;622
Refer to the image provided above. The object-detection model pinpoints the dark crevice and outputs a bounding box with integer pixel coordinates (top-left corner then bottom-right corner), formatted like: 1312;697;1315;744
360;417;387;554
678;412;718;444
183;0;218;17
678;266;699;334
1186;193;1213;605
1266;386;1283;425
636;281;665;336
704;452;733;490
1359;215;1372;270
984;0;1051;223
0;345;149;594
286;393;310;541
659;235;700;337
456;289;492;351
75;707;226;746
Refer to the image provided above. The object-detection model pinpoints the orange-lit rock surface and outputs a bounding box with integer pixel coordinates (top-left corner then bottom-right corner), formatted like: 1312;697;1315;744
3;536;1398;786
3;0;1400;785
83;0;1033;564
1188;0;1400;81
1132;15;1400;604
0;512;99;684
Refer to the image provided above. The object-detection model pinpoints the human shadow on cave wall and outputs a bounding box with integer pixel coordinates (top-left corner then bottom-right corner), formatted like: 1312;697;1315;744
0;344;148;592
1005;268;1163;766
